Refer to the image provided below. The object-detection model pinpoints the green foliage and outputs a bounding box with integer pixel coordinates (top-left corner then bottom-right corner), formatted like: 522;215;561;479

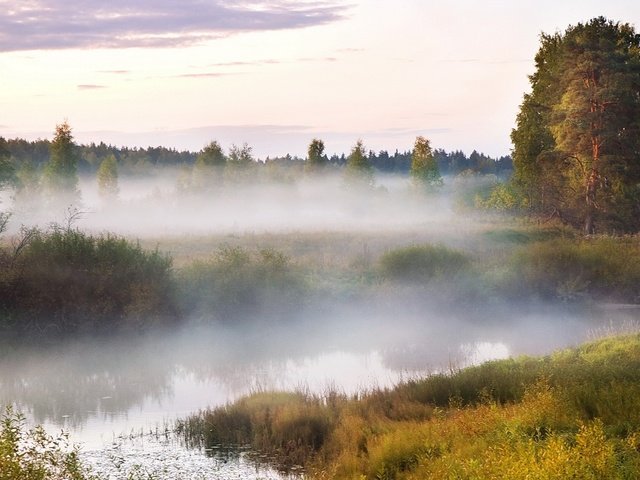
0;407;93;480
192;140;226;191
42;122;80;204
475;181;527;212
177;246;307;322
0;137;16;190
507;236;640;301
224;143;255;183
96;154;119;200
410;136;442;193
0;226;175;335
306;138;326;173
511;17;640;233
379;244;470;283
344;140;374;188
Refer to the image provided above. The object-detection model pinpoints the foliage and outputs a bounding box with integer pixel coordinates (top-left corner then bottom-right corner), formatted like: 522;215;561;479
306;138;327;173
178;391;336;470
410;136;442;192
507;236;640;301
96;154;119;200
379;244;470;283
475;181;528;212
0;225;175;335
177;246;307;322
42;122;81;204
344;140;374;187
0;137;16;190
0;407;93;480
511;17;640;233
191;140;226;191
225;143;255;183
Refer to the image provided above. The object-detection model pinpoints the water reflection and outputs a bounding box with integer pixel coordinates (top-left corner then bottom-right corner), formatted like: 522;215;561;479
1;301;635;450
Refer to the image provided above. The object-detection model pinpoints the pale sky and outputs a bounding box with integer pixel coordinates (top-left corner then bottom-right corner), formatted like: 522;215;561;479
1;0;639;158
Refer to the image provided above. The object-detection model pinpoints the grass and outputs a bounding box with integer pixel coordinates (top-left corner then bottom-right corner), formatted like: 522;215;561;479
180;333;640;479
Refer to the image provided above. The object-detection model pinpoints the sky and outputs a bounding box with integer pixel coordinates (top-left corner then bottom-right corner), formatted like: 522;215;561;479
1;0;640;159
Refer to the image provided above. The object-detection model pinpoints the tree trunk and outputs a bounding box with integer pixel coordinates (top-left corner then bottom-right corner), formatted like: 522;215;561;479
584;168;598;234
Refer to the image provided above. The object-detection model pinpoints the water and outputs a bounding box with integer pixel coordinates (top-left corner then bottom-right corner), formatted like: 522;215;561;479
1;303;634;478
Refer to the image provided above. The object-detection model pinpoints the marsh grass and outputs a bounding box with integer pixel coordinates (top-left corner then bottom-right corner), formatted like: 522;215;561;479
181;334;640;479
508;236;640;301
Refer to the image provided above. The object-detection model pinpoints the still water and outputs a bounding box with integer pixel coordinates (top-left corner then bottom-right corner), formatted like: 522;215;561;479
1;303;634;478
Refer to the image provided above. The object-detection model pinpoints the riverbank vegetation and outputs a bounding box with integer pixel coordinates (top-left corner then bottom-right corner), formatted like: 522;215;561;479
179;333;640;479
1;220;639;338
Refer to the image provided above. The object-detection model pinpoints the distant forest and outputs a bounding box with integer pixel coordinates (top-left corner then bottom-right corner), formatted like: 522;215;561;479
2;137;513;178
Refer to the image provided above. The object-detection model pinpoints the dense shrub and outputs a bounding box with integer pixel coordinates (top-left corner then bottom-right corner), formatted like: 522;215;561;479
508;236;640;301
0;407;91;480
379;244;470;283
0;226;176;335
177;246;306;322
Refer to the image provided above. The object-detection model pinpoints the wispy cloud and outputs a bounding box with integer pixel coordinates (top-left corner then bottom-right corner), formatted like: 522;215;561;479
0;1;350;52
77;84;107;90
204;55;337;69
175;72;234;79
99;70;130;75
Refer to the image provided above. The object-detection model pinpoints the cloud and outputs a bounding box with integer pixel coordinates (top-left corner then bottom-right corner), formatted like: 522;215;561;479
0;1;350;52
77;84;107;90
175;72;234;78
205;56;337;68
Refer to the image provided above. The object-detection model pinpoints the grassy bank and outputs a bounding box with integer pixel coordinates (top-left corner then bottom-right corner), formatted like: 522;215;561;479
179;333;640;479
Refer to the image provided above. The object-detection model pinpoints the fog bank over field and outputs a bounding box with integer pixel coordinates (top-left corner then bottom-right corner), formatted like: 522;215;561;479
7;172;468;237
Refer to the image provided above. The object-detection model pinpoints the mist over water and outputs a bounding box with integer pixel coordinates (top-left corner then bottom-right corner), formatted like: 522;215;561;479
3;171;638;478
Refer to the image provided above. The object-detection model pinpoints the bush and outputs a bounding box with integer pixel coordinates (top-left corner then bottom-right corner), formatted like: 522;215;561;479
379;244;470;283
0;407;92;480
508;236;640;301
177;246;307;322
0;226;176;335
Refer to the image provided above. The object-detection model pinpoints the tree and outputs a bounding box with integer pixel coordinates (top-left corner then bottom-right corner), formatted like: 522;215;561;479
225;143;255;183
344;140;374;187
97;154;119;200
43;122;80;204
511;18;640;233
410;136;442;192
0;137;15;190
305;138;326;173
193;140;226;190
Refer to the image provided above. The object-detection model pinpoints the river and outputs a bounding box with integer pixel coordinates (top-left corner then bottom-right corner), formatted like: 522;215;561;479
1;302;635;479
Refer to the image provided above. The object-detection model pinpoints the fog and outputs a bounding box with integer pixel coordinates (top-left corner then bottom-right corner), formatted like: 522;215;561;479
7;171;464;237
3;169;637;477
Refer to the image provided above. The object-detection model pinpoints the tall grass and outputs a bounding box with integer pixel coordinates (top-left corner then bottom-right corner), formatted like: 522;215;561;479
379;244;470;283
180;334;640;479
176;246;307;322
508;236;640;301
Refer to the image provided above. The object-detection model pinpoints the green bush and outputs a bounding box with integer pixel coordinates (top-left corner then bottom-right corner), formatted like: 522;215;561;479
0;407;92;480
379;244;470;283
508;237;640;301
0;226;176;335
177;246;307;322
